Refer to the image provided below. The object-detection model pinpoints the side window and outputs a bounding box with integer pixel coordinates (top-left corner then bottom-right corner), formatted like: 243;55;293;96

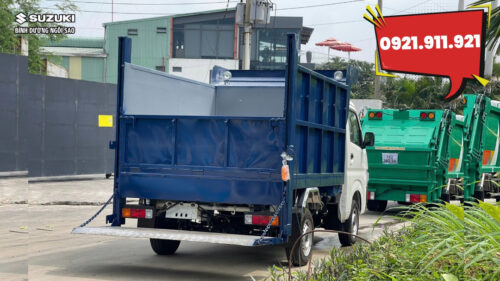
348;111;362;147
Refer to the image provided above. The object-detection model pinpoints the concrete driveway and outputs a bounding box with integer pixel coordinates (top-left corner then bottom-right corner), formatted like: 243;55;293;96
0;177;403;281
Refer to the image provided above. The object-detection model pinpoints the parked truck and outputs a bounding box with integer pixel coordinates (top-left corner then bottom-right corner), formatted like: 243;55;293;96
463;94;500;201
73;35;375;266
361;108;466;211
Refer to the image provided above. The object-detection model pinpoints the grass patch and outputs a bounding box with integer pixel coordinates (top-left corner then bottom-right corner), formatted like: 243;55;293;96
267;202;500;281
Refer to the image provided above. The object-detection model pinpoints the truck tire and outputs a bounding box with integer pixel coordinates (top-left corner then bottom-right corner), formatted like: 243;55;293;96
474;190;485;202
367;200;387;212
150;238;180;255
339;200;360;246
286;209;314;266
150;217;180;255
440;193;451;203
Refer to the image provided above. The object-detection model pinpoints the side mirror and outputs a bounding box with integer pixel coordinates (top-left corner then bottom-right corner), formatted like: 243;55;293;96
363;132;375;148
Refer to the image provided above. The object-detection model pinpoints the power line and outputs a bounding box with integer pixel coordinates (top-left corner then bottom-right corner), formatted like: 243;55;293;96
385;0;434;15
42;0;364;16
44;7;174;16
45;0;238;5
44;0;364;16
277;0;363;11
307;19;364;26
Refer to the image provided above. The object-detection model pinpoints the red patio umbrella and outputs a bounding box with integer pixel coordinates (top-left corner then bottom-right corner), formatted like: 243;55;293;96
315;38;342;60
329;42;361;60
316;38;362;61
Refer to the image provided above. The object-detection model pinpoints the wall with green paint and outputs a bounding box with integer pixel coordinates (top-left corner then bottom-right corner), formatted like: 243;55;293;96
81;57;105;82
104;17;171;83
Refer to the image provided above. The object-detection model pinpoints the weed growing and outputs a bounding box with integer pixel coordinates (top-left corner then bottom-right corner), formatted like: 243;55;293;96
267;202;499;281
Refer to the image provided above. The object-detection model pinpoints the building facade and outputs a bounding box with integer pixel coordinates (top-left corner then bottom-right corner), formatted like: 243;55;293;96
42;9;312;84
41;37;105;82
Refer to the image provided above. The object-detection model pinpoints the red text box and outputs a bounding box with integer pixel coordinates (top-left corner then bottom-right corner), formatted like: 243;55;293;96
375;10;486;100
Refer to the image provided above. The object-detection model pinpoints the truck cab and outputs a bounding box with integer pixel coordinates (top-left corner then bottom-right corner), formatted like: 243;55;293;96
73;35;373;266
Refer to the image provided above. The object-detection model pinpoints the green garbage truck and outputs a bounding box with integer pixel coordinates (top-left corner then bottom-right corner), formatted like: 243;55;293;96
361;108;466;211
463;94;500;201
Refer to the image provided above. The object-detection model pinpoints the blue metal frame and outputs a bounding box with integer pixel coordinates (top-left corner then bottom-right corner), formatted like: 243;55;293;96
107;37;131;226
107;34;351;245
281;34;350;236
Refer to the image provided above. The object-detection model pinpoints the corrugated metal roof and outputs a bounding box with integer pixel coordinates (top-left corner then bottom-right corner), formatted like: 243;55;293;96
40;46;106;57
43;37;104;48
103;8;235;26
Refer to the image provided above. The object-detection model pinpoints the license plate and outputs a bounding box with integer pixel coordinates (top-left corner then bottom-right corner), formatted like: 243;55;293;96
382;153;398;164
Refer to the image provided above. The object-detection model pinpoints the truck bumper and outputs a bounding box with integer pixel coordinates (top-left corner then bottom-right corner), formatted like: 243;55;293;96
72;226;283;246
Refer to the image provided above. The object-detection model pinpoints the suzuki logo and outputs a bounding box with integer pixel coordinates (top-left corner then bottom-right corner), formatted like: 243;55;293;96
16;13;26;24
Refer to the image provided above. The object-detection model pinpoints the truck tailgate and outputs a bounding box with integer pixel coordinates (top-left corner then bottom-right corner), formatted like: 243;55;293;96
118;116;286;205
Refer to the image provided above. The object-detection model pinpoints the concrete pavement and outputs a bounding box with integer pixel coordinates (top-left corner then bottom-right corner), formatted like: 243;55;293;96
0;177;404;281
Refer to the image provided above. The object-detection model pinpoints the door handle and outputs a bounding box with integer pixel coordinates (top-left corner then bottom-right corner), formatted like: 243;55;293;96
350;153;354;160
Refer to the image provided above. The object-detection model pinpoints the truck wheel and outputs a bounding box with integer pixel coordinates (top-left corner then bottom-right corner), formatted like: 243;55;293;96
339;200;359;246
286;209;314;266
473;190;485;202
150;217;180;255
440;193;451;203
367;200;387;212
150;238;180;255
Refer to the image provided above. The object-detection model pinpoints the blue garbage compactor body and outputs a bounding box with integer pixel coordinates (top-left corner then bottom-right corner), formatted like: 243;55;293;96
104;34;353;246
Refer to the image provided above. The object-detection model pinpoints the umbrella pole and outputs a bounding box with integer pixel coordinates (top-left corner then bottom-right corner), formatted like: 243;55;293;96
348;52;350;61
328;48;330;61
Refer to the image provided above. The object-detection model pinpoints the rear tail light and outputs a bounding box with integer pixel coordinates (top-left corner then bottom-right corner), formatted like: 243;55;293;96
367;191;375;200
122;208;153;219
244;214;279;226
448;158;456;172
368;111;382;120
405;194;428;203
281;165;290;181
483;150;492;165
420;111;435;120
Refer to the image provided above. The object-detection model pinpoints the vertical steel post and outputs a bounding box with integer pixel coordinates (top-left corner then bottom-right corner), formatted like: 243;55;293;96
283;33;298;237
111;37;131;226
374;0;383;99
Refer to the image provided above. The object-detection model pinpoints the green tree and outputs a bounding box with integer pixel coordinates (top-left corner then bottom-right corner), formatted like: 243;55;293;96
383;75;466;110
316;57;375;99
473;0;500;50
0;0;76;73
0;0;18;53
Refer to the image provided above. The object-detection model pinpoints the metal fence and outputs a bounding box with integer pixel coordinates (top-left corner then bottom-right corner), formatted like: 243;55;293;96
0;53;116;177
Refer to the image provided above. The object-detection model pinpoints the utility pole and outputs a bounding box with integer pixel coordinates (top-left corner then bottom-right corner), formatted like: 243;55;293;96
242;0;252;70
240;0;272;70
458;0;464;11
374;0;383;99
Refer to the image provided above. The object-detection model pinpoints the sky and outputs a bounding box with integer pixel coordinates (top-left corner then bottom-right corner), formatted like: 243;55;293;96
40;0;481;63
